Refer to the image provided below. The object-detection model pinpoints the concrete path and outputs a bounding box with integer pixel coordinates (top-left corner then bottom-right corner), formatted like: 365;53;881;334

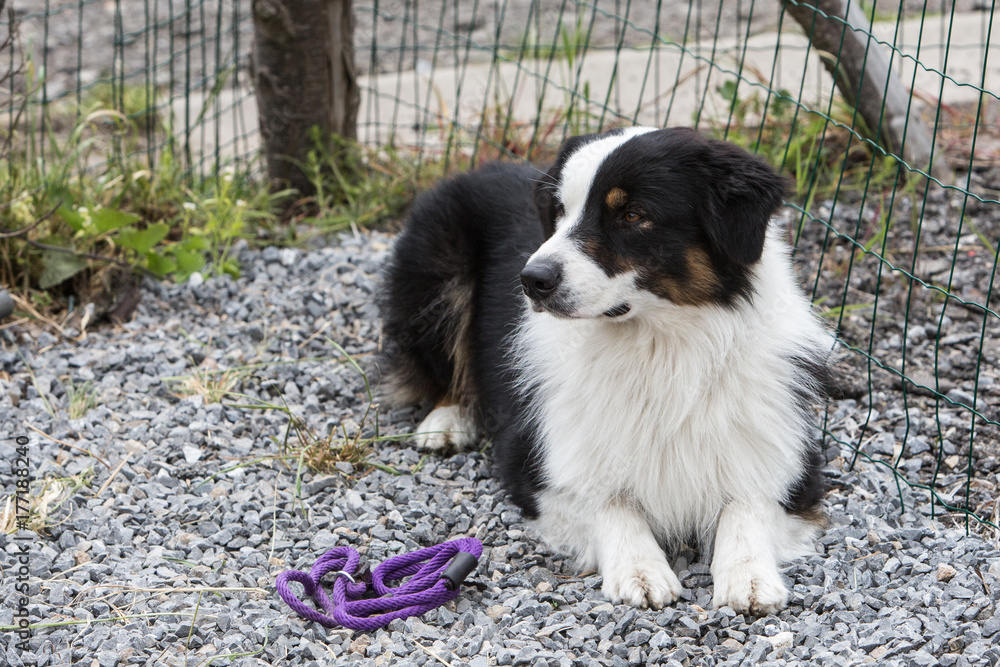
176;10;998;165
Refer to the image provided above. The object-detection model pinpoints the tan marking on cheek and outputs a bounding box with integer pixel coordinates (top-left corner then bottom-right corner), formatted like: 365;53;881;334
646;248;721;306
683;247;721;302
654;278;683;304
605;187;628;209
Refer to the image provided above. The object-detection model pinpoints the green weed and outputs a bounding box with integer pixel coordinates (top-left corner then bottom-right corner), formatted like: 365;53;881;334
966;219;998;257
513;9;591;63
0;28;286;317
855;0;903;25
529;13;606;138
65;379;101;419
18;350;56;417
817;301;876;319
257;340;406;479
2;107;278;305
292;129;435;234
474;9;603;159
79;82;160;131
170;347;408;484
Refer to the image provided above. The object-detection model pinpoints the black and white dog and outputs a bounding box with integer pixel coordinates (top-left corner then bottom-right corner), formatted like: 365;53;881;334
379;127;830;614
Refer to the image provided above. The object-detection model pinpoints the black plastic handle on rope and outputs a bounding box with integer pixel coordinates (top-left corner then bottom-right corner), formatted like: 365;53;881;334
440;551;480;590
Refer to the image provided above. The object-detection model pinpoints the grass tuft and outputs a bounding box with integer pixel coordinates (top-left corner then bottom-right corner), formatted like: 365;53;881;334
65;378;101;419
167;349;409;487
172;365;251;404
0;471;92;534
287;130;443;237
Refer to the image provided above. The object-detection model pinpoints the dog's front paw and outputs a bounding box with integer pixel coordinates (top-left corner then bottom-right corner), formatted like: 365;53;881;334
712;562;788;615
413;405;477;452
602;557;683;609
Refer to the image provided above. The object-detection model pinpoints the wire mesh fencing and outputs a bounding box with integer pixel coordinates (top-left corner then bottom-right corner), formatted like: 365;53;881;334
1;0;258;178
2;0;998;531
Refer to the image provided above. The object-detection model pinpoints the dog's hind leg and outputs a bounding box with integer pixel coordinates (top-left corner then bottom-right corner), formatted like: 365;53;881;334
380;162;543;452
381;268;480;451
413;402;478;452
411;277;479;451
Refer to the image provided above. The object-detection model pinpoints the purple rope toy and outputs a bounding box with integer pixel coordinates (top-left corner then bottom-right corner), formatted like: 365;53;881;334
275;537;483;632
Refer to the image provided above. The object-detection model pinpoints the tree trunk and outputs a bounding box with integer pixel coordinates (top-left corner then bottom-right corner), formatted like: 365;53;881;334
252;0;359;194
783;0;952;182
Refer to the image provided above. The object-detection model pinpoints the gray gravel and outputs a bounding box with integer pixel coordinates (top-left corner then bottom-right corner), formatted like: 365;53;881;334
1;226;999;667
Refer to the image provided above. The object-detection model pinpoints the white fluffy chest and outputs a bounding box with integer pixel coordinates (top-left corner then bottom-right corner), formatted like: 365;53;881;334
516;308;809;534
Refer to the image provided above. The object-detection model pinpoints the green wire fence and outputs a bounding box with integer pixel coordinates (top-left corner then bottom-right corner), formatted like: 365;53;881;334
2;0;998;532
1;0;257;177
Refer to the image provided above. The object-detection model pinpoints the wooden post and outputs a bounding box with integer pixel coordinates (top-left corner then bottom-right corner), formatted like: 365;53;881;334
784;0;952;182
252;0;359;194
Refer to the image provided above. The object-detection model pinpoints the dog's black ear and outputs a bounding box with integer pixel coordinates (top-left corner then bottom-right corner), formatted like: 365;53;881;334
533;133;604;237
703;140;789;267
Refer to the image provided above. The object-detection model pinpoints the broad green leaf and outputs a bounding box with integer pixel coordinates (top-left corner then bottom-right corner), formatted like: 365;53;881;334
57;205;86;232
220;259;241;279
92;208;141;234
145;251;177;277
717;80;739;104
39;249;87;289
117;222;169;254
173;248;205;275
179;235;210;251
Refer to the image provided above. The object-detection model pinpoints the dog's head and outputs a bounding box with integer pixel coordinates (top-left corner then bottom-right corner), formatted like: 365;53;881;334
523;127;789;319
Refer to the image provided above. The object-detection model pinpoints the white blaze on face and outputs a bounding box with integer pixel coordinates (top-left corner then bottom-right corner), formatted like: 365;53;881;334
526;127;657;319
555;127;657;234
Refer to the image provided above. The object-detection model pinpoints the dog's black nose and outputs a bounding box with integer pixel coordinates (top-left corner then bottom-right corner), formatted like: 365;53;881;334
520;259;562;300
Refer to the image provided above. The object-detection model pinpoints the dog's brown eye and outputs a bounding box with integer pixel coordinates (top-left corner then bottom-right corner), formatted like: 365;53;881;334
624;211;643;224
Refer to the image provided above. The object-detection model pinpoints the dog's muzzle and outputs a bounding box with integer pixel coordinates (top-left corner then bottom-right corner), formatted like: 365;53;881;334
521;257;631;319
